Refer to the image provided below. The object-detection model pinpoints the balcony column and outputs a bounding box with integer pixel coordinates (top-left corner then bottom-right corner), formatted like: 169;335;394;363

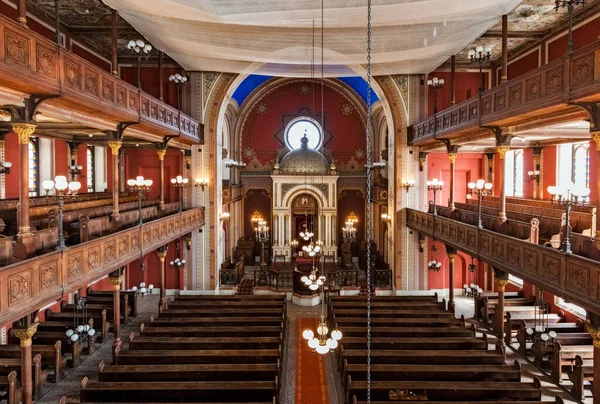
532;146;542;200
447;252;456;312
159;52;164;100
494;269;509;341
157;248;167;311
448;151;457;210
592;133;600;248
157;149;166;209
17;0;27;25
496;146;510;223
585;313;600;403
109;270;123;363
14;323;38;404
501;14;508;83
108;141;122;220
450;55;456;105
111;9;118;75
13;124;36;239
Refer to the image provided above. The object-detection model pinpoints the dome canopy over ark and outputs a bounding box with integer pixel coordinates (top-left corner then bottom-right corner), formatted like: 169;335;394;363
278;135;331;175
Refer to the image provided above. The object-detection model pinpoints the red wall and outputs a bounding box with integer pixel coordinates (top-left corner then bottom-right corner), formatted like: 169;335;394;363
427;238;483;290
547;16;600;62
240;80;366;167
72;44;111;72
542;146;557;200
427;71;488;115
496;49;540;83
125;149;183;203
522;148;534;199
125;240;181;290
121;67;181;109
427;152;485;207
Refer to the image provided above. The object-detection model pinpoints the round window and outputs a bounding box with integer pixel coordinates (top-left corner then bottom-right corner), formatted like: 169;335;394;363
284;117;323;151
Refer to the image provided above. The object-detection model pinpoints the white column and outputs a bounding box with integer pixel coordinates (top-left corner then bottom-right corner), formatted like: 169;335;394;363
273;215;278;246
285;215;290;245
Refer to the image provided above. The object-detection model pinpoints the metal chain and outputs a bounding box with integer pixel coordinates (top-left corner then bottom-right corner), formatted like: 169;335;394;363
365;0;373;403
321;0;325;131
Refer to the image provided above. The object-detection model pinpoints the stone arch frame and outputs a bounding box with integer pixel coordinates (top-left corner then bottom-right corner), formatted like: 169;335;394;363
281;184;329;210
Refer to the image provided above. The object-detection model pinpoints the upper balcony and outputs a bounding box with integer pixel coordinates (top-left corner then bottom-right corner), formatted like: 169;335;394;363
0;15;201;145
408;39;600;147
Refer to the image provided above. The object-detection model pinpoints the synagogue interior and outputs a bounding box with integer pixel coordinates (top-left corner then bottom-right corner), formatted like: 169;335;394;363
0;0;599;403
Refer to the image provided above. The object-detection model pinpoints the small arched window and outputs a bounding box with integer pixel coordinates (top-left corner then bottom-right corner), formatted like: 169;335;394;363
572;143;589;190
28;138;38;196
87;146;95;192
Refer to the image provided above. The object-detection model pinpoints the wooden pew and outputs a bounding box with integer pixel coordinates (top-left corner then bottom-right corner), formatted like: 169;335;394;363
98;361;280;383
0;370;19;404
83;294;132;324
504;310;564;345
86;289;138;317
483;297;534;324
475;291;523;321
516;319;584;354
139;324;283;338
532;332;592;366
0;354;47;399
340;346;506;365
128;334;282;350
352;397;563;404
149;316;284;328
158;308;285;318
333;316;464;328
568;354;594;400
0;341;65;382
330;295;438;303
346;376;542;402
8;330;84;367
341;336;488;350
343;360;522;384
550;341;594;382
339;326;474;338
46;308;109;342
80;377;278;403
332;309;453;319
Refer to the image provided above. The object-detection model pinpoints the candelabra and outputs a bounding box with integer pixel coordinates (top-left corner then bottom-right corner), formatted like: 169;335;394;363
42;176;81;250
427;244;442;272
69;164;83;181
65;297;96;349
525;294;557;346
168;73;188;111
301;265;326;291
468;45;492;93
547;184;590;254
170;257;186;270
195;178;209;191
290;239;299;249
381;213;392;222
427;77;444;114
467;179;493;229
224;159;247;169
302;280;343;354
401;179;415;192
0;161;12;174
131;282;154;297
220;212;230;221
555;0;587;54
127;39;152;89
127;176;152;226
302;240;322;257
343;212;358;243
254;217;269;269
170;175;189;213
527;170;541;182
299;222;314;241
426;178;444;215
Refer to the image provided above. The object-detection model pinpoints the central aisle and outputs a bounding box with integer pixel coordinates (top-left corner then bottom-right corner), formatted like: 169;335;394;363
296;318;330;404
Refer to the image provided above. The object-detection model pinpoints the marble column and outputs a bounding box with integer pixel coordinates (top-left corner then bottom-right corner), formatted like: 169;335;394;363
157;248;167;311
448;152;457;210
447;252;456;311
108;141;122;219
496;146;510;223
496;278;509;342
14;323;38;404
13;124;36;239
157;149;166;209
109;271;123;363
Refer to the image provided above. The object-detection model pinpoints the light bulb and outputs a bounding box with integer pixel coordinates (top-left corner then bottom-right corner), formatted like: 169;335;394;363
541;333;549;342
309;284;319;291
326;338;338;349
77;325;84;332
136;39;145;48
308;338;319;349
66;329;74;337
331;329;343;341
526;328;533;335
131;286;137;292
88;328;96;336
302;329;314;340
140;282;145;287
549;331;557;339
71;334;79;342
315;345;329;355
317;324;328;336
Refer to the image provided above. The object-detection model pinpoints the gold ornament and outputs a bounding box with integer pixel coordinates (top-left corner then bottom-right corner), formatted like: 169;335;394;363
497;279;509;291
14;323;38;348
447;253;457;263
12;123;36;144
591;132;600;152
156;249;167;261
156;150;167;161
447;153;458;163
109;276;123;291
585;320;600;348
496;146;510;160
108;141;122;156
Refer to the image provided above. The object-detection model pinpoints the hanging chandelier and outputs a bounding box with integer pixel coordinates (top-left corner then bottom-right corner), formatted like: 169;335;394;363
427;244;442;272
302;240;322;256
343;211;358;242
300;223;314;241
65;297;96;345
301;266;325;291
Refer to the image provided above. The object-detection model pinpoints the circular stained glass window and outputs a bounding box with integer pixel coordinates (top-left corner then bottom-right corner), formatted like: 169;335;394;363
284;117;323;151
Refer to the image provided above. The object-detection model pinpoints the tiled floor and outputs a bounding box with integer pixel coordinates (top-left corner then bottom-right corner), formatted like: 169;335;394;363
34;293;590;404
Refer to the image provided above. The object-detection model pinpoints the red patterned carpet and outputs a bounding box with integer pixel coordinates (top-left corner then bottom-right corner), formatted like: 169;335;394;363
296;318;329;404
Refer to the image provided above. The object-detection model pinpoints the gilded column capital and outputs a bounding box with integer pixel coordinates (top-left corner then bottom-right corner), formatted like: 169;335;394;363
497;279;509;291
156;250;167;261
447;253;457;262
12;123;37;144
156;150;167;161
109;276;123;291
14;323;38;347
185;156;192;167
585;320;600;348
591;132;600;152
108;141;123;156
447;153;458;163
496;146;510;160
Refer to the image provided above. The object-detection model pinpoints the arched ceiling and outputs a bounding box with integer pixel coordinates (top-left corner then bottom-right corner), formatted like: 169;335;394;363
103;0;522;76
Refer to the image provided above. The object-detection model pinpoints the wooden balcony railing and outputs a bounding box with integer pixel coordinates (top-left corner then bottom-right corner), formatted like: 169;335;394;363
405;208;600;314
0;15;201;144
408;39;600;146
0;207;205;325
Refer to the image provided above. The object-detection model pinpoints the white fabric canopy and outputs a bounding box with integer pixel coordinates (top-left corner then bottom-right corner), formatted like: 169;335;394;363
104;0;521;77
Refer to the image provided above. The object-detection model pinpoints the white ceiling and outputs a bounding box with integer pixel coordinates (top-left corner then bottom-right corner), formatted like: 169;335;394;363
104;0;521;77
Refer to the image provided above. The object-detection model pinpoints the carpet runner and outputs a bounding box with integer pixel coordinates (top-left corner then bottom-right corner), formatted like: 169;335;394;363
296;318;329;404
236;279;254;295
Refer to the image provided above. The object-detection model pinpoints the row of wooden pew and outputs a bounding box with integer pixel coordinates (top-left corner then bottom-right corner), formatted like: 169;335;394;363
77;294;287;403
0;289;136;404
476;288;595;400
329;294;556;404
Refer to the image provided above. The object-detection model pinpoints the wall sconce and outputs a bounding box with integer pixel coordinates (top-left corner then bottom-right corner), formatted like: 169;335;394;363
527;170;541;182
169;257;186;269
381;213;392;222
69;164;83;178
220;212;231;221
0;161;12;174
225;159;247;169
195;178;209;190
401;179;415;192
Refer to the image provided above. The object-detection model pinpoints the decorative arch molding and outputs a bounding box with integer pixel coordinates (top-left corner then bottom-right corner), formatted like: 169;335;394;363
281;184;329;210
